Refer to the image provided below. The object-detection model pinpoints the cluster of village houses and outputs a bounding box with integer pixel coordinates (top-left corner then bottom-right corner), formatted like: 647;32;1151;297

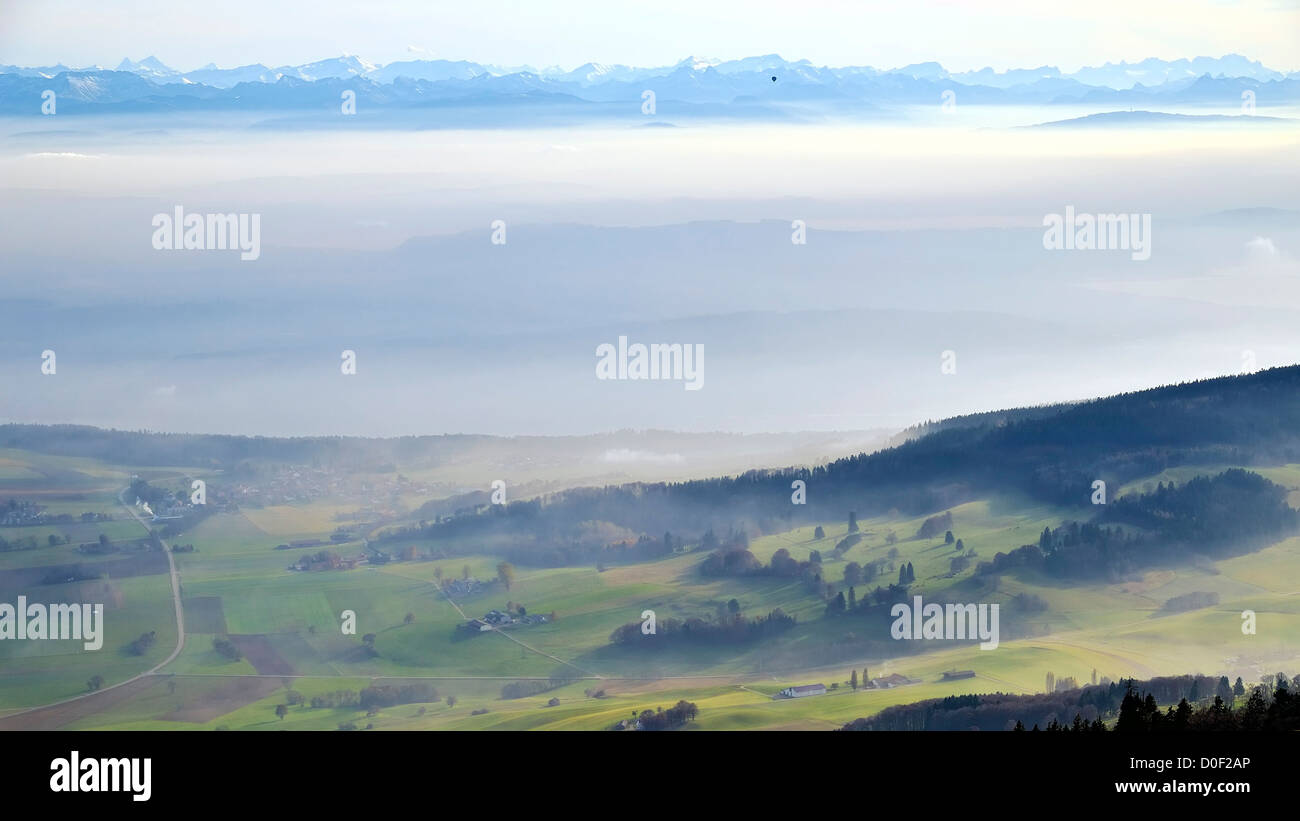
229;465;434;511
462;608;549;632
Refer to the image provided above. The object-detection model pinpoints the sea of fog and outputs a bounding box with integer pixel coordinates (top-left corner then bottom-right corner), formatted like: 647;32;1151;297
0;111;1297;437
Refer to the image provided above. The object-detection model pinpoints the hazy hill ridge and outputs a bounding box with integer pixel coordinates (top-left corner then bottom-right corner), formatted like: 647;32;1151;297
390;367;1300;538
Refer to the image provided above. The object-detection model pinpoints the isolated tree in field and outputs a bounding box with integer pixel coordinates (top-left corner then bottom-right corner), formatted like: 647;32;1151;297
404;612;414;625
848;512;859;533
814;525;825;540
446;695;457;708
275;704;288;720
945;530;954;545
497;561;515;591
843;561;862;586
954;538;964;552
862;667;868;684
127;630;157;655
212;636;242;661
850;669;858;690
87;674;104;692
898;565;907;585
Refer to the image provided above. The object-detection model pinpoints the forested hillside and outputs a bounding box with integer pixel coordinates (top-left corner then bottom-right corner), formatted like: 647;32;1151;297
379;367;1300;561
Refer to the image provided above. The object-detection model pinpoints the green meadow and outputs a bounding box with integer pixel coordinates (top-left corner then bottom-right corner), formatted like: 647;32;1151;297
3;447;1298;730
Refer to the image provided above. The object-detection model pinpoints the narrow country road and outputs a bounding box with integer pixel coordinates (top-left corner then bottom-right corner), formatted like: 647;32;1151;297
119;485;187;671
0;486;186;724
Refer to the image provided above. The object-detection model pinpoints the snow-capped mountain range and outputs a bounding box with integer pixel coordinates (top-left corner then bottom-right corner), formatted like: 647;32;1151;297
7;52;1294;88
1;53;1296;118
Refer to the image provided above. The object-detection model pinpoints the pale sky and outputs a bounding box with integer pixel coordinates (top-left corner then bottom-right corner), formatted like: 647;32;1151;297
1;0;1297;72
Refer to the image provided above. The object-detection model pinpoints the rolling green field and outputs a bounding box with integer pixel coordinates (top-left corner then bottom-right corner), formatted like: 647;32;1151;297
2;447;1298;730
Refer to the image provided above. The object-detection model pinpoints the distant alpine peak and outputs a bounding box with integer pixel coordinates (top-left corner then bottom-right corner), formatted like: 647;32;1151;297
676;55;722;71
116;55;178;74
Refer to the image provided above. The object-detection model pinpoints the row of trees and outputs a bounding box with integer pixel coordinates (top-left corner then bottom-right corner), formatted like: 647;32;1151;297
824;581;914;617
842;674;1298;731
976;470;1297;583
609;608;797;647
621;700;699;731
0;532;45;552
303;688;447;711
1112;677;1300;731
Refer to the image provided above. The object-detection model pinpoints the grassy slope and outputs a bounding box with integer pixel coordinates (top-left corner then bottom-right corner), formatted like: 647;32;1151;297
0;450;192;709
5;451;1300;728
